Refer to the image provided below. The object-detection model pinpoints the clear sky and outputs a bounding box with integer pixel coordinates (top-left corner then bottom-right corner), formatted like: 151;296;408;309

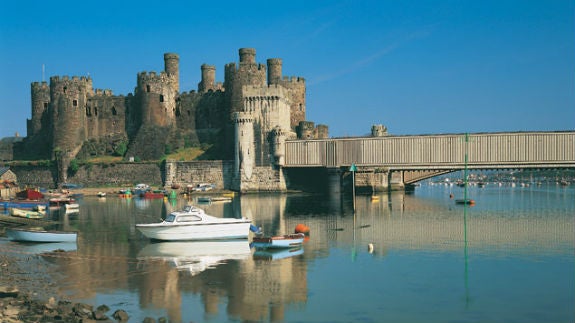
1;0;573;139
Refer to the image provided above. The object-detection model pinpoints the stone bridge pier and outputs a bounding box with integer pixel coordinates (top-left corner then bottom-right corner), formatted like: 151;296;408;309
326;166;407;194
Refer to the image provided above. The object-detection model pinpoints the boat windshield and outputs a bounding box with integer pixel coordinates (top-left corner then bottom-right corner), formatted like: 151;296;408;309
165;214;176;222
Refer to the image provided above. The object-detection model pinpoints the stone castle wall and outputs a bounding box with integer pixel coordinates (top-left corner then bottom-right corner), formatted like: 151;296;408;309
164;160;234;190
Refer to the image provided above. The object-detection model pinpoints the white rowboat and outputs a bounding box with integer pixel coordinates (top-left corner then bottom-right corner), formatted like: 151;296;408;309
6;227;78;242
252;233;306;249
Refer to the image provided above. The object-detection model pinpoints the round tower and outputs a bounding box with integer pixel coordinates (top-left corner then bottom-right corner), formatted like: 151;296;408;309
29;81;50;136
239;48;256;64
271;126;286;166
199;64;216;92
267;58;283;84
297;121;315;139
49;76;92;158
316;124;329;139
234;111;255;180
164;53;180;93
136;71;177;127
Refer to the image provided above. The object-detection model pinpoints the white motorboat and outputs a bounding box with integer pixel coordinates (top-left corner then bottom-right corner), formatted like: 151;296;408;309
137;240;251;275
6;227;78;242
135;205;252;241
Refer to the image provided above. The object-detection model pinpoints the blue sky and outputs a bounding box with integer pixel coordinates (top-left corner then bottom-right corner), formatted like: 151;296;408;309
1;0;573;139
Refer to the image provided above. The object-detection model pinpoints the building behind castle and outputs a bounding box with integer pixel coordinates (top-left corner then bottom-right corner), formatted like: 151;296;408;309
12;48;328;191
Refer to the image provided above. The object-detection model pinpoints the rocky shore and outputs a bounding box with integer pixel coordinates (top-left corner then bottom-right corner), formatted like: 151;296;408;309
0;242;168;323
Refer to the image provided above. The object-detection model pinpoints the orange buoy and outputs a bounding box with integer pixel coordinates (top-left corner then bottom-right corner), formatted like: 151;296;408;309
295;223;310;235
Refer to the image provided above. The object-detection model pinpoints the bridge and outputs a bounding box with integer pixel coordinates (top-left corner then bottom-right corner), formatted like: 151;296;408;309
282;131;575;191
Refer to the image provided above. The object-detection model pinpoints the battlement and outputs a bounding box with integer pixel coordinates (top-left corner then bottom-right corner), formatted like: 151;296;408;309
94;89;114;96
243;84;291;99
234;111;254;124
31;81;49;90
50;75;92;83
137;71;176;90
282;76;305;83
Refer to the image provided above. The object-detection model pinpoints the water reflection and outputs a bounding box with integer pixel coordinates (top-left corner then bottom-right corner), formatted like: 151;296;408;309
137;240;251;275
1;185;573;322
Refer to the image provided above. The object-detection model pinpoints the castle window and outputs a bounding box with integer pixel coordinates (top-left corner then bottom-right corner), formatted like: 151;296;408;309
63;86;67;93
187;110;191;116
95;107;98;116
73;100;78;107
112;106;117;115
160;95;164;103
86;106;91;116
43;102;48;109
146;85;150;92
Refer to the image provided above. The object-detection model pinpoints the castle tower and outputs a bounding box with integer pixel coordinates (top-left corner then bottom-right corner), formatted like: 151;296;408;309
136;70;177;127
316;124;329;139
271;126;287;166
267;58;283;84
224;48;267;114
239;48;256;65
164;53;180;93
198;64;216;92
297;121;315;139
234;111;255;180
49;75;93;159
371;124;388;137
29;81;50;136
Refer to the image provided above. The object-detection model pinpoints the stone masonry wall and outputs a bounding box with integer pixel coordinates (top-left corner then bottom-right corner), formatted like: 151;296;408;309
164;160;234;190
11;163;163;188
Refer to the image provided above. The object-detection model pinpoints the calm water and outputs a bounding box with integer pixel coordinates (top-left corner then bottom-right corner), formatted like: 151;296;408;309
1;184;574;323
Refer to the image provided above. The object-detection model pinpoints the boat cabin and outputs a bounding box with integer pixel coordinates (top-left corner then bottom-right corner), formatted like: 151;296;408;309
165;205;206;223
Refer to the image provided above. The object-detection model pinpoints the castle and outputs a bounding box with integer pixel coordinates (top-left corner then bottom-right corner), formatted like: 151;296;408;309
17;48;328;191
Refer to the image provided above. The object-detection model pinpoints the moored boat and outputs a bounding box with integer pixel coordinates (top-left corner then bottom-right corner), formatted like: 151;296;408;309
141;190;166;199
6;227;77;242
1;200;48;210
252;233;306;249
48;197;76;209
10;207;45;219
135;205;251;241
455;198;475;205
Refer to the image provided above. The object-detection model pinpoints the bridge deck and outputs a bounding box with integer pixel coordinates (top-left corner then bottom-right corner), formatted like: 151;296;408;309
284;131;575;170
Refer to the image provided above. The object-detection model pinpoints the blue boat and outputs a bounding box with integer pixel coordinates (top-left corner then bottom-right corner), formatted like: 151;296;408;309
1;200;49;210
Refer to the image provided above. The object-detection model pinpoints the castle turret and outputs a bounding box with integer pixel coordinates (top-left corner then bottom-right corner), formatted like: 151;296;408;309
198;64;216;92
234;111;255;180
135;70;177;127
271;126;287;166
297;121;315;139
164;53;180;93
29;81;50;136
267;58;282;84
371;124;388;137
239;48;256;65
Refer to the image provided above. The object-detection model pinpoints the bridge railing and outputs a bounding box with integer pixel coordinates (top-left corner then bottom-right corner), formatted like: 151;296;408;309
284;131;575;169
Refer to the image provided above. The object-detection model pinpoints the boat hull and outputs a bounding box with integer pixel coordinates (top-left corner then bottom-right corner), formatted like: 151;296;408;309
6;228;77;242
252;233;305;249
136;221;251;241
10;208;44;219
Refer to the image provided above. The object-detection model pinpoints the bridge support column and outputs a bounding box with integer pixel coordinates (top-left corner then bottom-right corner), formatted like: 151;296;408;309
352;167;390;193
389;171;405;191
